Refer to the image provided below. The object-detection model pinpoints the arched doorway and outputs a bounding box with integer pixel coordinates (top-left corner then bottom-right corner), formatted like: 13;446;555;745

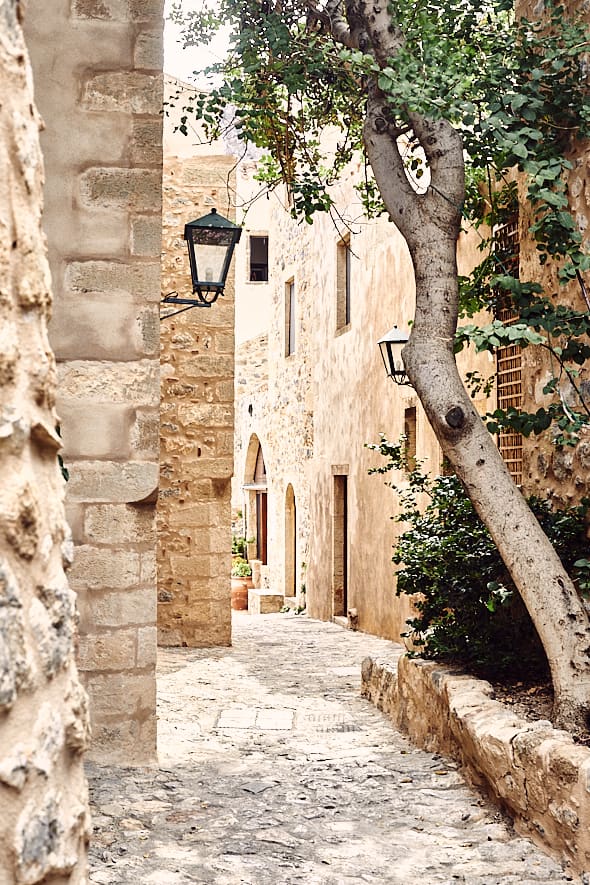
243;435;268;565
285;484;297;597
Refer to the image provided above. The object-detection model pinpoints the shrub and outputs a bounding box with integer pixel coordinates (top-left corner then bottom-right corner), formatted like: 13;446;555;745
231;557;252;578
368;435;590;680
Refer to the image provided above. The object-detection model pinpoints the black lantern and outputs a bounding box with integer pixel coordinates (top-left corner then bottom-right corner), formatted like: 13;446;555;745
161;208;242;317
378;325;411;385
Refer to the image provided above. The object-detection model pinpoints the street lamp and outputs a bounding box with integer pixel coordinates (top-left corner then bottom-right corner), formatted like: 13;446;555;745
161;208;242;318
378;325;411;386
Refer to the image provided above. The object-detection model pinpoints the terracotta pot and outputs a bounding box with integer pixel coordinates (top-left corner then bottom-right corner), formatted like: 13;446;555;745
231;577;249;611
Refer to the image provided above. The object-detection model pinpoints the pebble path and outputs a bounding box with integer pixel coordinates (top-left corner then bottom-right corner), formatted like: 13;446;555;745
87;612;573;884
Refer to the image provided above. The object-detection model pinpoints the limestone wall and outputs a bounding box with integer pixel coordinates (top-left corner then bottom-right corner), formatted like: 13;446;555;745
0;9;90;882
158;144;236;647
233;163;491;640
362;653;590;877
24;0;163;763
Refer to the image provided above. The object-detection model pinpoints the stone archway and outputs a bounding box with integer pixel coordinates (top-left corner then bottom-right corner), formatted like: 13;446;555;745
243;434;268;567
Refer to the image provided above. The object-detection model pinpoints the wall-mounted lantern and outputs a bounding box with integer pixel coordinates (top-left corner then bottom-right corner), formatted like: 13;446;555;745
378;325;412;386
161;208;242;319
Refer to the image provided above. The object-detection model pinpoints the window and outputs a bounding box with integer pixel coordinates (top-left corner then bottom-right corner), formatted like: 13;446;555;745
336;236;351;329
494;215;522;486
249;235;268;282
285;279;295;356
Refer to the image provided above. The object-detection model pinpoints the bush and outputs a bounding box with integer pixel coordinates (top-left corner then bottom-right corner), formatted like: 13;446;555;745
368;435;590;680
232;535;247;557
231;557;252;578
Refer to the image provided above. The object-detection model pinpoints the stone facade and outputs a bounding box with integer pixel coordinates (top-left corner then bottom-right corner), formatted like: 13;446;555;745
158;79;236;647
233;163;490;640
0;9;90;882
24;0;164;763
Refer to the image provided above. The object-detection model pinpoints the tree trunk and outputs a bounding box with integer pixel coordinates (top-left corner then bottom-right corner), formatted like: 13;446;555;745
363;87;590;733
403;233;590;733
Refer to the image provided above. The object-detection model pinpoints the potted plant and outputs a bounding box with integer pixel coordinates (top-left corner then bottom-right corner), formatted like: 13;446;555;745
231;557;252;611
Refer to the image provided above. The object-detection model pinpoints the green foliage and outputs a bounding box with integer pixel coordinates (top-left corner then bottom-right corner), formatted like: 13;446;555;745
231;556;252;577
171;0;590;446
368;435;590;679
232;534;247;556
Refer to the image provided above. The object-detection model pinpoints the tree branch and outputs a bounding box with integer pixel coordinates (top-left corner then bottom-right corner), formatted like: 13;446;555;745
363;84;421;234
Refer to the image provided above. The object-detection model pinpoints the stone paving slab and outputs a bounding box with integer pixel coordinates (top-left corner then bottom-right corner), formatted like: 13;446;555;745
87;613;576;884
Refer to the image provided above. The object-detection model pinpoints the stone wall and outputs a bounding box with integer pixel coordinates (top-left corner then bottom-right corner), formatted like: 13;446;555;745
519;144;590;505
0;9;90;882
362;654;590;878
24;0;163;763
158;140;236;647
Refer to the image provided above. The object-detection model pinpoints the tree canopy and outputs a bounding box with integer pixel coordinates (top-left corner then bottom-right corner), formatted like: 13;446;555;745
171;0;590;444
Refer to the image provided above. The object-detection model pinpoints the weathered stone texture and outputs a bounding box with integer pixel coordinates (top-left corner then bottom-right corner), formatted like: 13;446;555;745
158;109;235;647
24;0;163;764
0;13;90;883
362;653;590;877
232;164;494;638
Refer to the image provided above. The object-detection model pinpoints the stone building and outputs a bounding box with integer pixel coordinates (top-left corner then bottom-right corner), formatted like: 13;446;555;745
232;160;491;639
232;146;590;641
24;1;164;766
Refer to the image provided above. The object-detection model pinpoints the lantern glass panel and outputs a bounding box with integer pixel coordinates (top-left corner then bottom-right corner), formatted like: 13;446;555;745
193;243;229;285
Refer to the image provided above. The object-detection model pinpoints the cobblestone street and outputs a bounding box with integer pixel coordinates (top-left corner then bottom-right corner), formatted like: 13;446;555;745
88;613;572;884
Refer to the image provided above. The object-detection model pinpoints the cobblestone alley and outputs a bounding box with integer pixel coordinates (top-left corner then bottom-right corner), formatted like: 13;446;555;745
88;613;573;884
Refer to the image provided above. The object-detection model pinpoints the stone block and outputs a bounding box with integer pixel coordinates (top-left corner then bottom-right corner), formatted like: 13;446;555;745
50;296;156;361
84;503;155;545
136;626;157;667
248;589;284;615
82;72;162;114
85;713;157;765
78;586;155;631
131;215;163;256
71;0;163;23
138;308;160;356
131;120;163;166
177;402;234;429
66;461;159;504
64;503;85;544
215;331;234;354
64;260;161;301
140;551;156;583
70;0;127;19
174;456;233;480
174;354;234;379
167;503;210;529
85;672;156;720
78;629;137;672
58;360;159;405
131;409;159;458
129;0;164;21
69;546;141;590
79;168;162;212
215;380;235;403
134;30;163;69
58;402;133;460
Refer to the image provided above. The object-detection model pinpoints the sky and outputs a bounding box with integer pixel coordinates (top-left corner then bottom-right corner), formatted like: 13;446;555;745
163;0;229;85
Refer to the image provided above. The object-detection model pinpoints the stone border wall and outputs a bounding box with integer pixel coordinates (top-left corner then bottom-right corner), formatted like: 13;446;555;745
362;653;590;878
